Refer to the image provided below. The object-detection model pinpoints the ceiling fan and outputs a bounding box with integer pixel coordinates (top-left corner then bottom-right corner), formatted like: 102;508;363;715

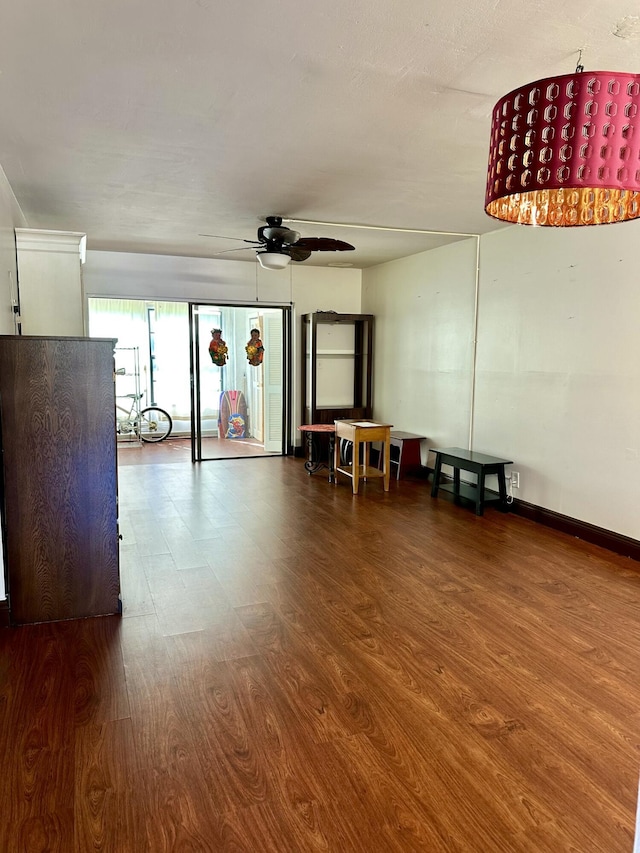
200;216;355;269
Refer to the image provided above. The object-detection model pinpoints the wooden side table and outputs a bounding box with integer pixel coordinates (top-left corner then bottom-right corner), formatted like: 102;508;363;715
334;420;393;494
297;424;336;482
387;431;426;479
430;447;512;516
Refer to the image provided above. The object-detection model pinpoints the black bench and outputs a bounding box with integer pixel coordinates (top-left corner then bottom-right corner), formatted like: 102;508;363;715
430;447;513;516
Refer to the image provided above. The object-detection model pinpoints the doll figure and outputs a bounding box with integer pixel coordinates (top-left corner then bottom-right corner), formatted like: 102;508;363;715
209;328;228;366
245;328;264;366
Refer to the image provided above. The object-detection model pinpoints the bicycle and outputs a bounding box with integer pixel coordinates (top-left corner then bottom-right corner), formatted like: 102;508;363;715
116;393;173;443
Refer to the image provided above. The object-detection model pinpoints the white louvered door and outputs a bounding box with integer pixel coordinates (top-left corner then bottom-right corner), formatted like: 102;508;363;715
262;312;283;453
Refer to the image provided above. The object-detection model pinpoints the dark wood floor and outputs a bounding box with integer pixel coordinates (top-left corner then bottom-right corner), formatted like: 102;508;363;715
2;455;640;851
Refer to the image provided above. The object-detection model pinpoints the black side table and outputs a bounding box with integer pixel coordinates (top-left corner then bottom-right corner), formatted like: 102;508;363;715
430;447;513;516
297;424;336;483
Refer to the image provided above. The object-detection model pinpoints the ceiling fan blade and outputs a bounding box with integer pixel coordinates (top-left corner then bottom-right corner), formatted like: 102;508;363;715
212;246;257;255
292;237;355;252
285;246;312;262
199;234;260;244
200;234;242;240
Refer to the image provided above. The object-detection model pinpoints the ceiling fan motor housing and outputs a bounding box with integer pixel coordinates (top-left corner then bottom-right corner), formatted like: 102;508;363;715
258;225;300;245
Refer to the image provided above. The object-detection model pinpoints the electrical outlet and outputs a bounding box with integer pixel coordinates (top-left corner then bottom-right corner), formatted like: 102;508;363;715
511;471;520;489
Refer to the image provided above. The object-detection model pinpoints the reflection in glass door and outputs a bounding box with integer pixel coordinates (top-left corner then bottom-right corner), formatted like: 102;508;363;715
189;303;290;462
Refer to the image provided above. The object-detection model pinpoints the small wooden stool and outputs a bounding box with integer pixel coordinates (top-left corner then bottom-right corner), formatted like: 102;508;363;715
386;431;426;480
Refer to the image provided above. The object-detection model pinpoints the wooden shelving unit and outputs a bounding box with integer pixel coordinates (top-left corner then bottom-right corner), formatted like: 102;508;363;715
301;312;374;426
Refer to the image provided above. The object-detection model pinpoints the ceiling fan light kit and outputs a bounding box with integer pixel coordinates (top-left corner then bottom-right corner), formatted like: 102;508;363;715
257;251;291;270
486;68;640;226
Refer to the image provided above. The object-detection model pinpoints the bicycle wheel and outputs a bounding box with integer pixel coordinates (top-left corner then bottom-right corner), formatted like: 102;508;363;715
137;407;173;442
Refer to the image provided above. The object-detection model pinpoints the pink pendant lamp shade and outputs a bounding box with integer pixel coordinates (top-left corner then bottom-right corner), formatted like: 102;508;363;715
485;71;640;226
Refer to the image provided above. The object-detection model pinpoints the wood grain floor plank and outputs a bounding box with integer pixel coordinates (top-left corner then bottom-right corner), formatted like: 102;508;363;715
0;622;77;851
136;766;227;852
74;719;140;852
172;657;273;813
118;542;155;618
165;618;257;668
72;616;130;726
331;732;480;853
8;810;75;853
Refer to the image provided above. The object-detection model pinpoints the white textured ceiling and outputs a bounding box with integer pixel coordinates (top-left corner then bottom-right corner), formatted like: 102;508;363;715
1;1;640;267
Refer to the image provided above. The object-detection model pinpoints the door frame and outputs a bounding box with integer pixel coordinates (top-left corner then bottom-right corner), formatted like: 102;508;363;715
188;302;292;462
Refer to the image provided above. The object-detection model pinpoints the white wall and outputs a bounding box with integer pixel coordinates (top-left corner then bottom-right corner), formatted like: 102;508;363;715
83;250;362;435
0;165;26;335
84;250;361;310
362;239;479;465
362;224;640;542
84;250;292;304
475;224;640;540
16;230;86;336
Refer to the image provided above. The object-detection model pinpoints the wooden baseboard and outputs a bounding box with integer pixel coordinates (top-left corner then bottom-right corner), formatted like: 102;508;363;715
427;469;640;562
510;499;640;562
0;598;10;628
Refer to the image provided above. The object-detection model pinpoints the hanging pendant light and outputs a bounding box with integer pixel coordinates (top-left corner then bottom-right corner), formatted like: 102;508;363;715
485;59;640;226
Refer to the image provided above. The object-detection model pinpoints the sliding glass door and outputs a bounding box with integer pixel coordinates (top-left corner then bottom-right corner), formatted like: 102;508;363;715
88;297;291;463
189;303;290;462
